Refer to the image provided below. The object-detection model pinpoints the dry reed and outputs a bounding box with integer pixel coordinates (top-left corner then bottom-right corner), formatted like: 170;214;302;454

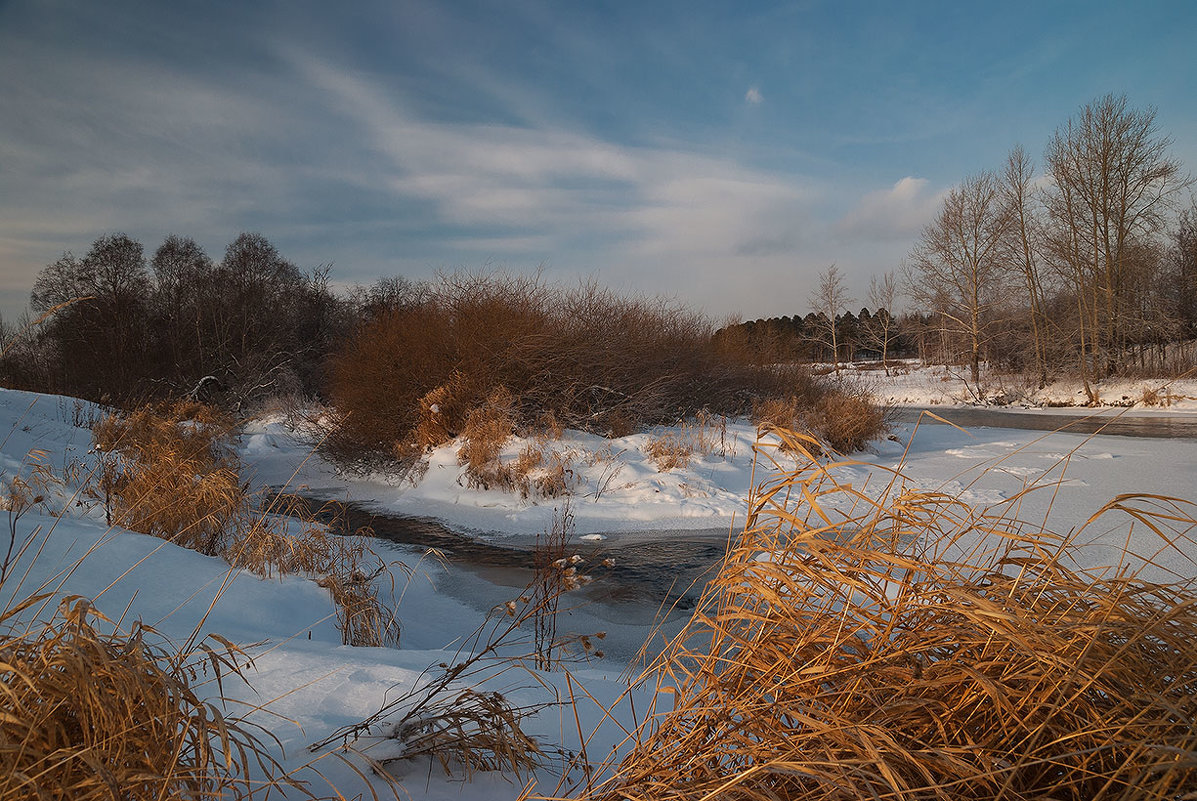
578;427;1197;801
92;403;403;647
0;594;300;801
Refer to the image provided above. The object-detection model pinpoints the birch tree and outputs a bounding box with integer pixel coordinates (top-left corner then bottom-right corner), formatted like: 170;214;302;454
865;270;899;374
906;171;1012;387
1001;146;1053;387
808;265;853;377
1044;94;1186;383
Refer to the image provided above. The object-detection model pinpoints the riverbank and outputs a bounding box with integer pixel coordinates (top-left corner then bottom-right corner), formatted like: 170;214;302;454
241;403;1197;583
851;360;1197;411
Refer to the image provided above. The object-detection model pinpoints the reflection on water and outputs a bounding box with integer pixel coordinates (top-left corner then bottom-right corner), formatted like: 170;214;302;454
297;499;729;622
891;407;1197;439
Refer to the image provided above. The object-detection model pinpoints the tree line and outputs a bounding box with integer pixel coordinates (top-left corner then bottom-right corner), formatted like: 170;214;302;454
721;94;1196;394
1;232;351;406
905;94;1194;395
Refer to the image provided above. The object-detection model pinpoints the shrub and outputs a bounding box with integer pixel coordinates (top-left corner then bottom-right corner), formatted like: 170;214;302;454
326;272;813;462
753;380;887;454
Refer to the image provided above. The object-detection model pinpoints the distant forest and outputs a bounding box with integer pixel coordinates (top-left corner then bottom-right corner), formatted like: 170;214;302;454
714;308;909;365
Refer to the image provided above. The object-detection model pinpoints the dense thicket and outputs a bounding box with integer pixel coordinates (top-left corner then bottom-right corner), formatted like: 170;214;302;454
2;232;349;406
326;273;840;461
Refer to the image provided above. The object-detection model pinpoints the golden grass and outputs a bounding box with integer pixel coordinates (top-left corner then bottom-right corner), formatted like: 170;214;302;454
575;427;1197;801
92;401;240;555
91;403;403;648
0;594;298;801
458;386;517;487
646;412;734;472
753;383;886;454
645;432;693;472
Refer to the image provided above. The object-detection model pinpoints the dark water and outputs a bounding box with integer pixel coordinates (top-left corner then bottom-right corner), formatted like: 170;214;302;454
891;407;1197;440
294;498;729;614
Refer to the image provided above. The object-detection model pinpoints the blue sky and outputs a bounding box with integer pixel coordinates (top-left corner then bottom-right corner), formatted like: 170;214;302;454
2;0;1195;323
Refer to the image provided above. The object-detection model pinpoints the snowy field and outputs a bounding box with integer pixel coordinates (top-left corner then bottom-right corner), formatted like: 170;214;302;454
3;381;1197;799
851;359;1197;411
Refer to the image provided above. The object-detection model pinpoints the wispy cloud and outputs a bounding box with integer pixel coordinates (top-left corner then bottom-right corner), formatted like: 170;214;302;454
833;176;944;243
290;53;823;308
745;87;763;105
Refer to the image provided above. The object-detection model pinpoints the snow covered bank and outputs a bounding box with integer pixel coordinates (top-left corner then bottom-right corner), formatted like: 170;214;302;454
848;360;1197;411
241;415;788;539
4;386;1197;799
239;400;1197;578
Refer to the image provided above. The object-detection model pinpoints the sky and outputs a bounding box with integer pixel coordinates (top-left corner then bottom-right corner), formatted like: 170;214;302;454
1;0;1195;324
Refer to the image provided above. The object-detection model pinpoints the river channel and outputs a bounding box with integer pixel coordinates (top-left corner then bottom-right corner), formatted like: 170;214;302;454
889;406;1197;439
291;406;1197;661
290;498;732;661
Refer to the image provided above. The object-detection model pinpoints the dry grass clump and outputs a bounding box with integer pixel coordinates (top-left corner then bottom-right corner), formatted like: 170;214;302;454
753;381;885;453
0;594;296;801
391;687;544;777
645;432;694;472
1139;385;1180;407
91;404;402;648
645;412;734;473
458;387;517;489
452;388;575;499
92;401;240;556
584;429;1197;801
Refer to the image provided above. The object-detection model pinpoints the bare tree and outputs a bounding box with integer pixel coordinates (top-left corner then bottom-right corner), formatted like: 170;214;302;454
808;265;853;377
865;270;900;374
1172;200;1197;340
1001;145;1053;387
906;171;1013;387
30;234;153;399
1044;94;1187;387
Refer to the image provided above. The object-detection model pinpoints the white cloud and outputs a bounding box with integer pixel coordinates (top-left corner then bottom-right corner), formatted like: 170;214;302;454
745;87;763;105
294;55;820;278
834;176;945;242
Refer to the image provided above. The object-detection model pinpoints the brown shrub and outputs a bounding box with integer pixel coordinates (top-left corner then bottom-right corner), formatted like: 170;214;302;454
752;380;886;455
325;272;811;462
812;383;887;453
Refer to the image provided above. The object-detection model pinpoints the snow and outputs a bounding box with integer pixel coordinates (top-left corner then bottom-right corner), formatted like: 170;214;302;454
853;359;1197;411
3;382;1197;799
241;417;774;540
